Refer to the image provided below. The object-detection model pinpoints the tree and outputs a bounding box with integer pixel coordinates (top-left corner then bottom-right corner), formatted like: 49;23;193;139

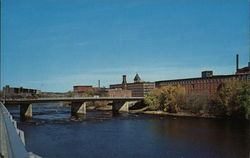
185;92;210;114
234;82;250;119
66;91;74;97
144;88;161;110
145;85;186;113
160;85;185;113
212;79;238;116
213;79;250;119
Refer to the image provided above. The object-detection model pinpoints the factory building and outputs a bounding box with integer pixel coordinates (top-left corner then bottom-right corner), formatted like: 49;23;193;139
3;85;40;97
73;85;107;97
73;85;132;97
110;74;155;97
156;73;249;95
236;54;250;74
73;85;94;94
155;54;250;95
106;89;132;97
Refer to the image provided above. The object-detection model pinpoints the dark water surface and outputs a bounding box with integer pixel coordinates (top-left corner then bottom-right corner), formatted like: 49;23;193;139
7;104;249;158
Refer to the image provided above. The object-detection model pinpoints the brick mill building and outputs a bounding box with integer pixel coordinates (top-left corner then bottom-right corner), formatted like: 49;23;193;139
3;85;40;97
110;74;155;97
73;85;108;97
155;72;249;95
155;54;250;95
73;85;132;97
75;55;249;97
106;89;132;97
73;85;94;94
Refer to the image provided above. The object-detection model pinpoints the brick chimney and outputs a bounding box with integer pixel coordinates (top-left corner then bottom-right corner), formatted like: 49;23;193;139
236;54;239;72
122;75;127;90
122;75;127;84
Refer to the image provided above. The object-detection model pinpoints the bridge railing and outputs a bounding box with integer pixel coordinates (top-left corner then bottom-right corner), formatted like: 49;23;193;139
0;102;29;158
2;97;144;104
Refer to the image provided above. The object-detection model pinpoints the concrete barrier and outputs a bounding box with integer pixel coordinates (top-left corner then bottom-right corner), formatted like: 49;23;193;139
0;102;41;158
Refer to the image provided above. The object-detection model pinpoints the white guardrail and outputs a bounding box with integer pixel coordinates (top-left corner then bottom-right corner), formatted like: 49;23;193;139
0;102;41;158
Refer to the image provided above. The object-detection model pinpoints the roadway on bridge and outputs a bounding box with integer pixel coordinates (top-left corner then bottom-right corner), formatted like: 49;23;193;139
2;97;144;105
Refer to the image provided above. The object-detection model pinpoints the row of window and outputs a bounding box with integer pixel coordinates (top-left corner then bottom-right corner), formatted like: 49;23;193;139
159;78;228;85
158;75;250;86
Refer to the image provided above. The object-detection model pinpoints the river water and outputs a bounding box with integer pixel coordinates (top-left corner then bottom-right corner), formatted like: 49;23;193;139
7;103;249;158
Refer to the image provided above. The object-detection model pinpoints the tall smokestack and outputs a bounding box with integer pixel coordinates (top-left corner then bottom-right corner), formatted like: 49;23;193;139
236;54;239;71
122;75;127;84
98;80;100;88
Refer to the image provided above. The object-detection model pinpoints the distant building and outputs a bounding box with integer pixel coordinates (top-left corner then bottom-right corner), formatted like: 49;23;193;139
73;85;94;94
237;66;250;74
73;85;107;97
106;89;132;97
201;71;213;78
155;55;250;95
236;54;250;74
3;85;40;97
93;87;108;96
110;74;155;97
156;73;249;95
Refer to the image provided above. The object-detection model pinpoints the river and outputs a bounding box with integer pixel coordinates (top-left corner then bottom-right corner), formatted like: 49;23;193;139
7;103;249;158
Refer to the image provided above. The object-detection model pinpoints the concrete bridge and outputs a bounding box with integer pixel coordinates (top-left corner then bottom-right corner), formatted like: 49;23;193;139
2;97;144;121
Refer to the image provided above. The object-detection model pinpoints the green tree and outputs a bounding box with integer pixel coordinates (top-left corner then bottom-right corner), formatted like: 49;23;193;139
144;88;161;110
145;85;186;113
213;79;238;116
160;85;185;113
84;90;95;97
185;92;210;114
234;82;250;119
213;79;250;119
66;91;74;97
160;86;177;112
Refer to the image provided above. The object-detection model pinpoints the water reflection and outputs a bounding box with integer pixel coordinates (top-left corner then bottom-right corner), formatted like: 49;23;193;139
146;117;249;158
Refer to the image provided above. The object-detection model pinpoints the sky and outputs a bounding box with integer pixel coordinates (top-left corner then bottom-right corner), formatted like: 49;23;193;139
1;0;249;92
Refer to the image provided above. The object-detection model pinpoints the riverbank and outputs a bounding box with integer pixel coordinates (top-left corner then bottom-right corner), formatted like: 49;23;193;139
87;105;217;119
142;110;217;119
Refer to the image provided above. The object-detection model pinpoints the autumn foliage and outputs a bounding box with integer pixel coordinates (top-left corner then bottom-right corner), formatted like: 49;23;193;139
144;85;185;113
145;80;250;119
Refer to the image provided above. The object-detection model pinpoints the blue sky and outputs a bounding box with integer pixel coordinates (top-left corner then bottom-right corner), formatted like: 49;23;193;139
1;0;249;92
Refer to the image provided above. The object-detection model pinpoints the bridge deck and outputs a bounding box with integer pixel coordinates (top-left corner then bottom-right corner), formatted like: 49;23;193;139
2;97;144;105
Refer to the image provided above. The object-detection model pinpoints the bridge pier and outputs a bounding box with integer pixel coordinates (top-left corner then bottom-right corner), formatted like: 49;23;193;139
71;102;86;116
112;101;129;113
20;103;32;121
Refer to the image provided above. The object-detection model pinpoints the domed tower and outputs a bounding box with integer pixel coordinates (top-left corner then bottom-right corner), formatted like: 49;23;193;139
134;73;142;83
